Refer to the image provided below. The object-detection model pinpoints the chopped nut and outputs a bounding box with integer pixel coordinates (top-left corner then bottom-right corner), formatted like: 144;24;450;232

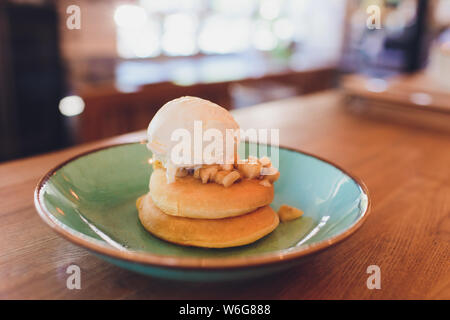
265;170;280;183
204;164;220;170
222;170;241;187
200;167;218;184
176;168;188;177
200;169;209;184
278;204;304;222
209;167;218;179
259;156;271;167
238;162;262;179
165;159;275;187
214;170;229;185
220;164;233;171
259;179;272;187
260;166;278;176
193;168;200;179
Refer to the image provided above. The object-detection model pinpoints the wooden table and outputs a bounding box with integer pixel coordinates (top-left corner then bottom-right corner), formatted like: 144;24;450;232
1;90;449;299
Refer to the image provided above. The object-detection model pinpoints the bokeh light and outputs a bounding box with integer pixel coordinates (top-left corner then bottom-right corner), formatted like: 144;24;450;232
58;96;85;117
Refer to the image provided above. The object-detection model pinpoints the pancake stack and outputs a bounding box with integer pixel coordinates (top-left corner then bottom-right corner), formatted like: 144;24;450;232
137;96;280;248
137;164;280;248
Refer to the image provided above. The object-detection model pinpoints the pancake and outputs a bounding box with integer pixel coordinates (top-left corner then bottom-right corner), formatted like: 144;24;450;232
149;168;274;219
137;194;279;248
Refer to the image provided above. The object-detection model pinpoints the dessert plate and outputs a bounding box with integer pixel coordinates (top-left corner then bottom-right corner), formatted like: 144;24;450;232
34;142;370;281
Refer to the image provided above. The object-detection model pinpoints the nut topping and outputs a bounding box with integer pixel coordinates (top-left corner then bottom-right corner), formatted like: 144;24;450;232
158;156;279;187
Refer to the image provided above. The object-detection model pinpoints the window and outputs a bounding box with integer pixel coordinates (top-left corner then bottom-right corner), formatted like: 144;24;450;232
114;0;346;59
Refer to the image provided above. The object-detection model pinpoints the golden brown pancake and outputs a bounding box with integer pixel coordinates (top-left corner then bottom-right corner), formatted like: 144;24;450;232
137;194;279;248
149;168;274;219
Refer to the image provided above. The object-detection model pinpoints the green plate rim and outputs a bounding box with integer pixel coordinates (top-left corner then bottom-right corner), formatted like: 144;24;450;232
34;141;371;270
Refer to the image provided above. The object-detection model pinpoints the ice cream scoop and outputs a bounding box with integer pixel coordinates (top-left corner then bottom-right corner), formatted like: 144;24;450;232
147;96;240;183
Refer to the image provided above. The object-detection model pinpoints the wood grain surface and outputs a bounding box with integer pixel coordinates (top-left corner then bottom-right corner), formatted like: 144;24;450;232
0;90;449;299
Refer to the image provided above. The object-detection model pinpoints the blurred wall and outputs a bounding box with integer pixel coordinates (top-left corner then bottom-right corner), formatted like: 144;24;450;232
56;0;122;86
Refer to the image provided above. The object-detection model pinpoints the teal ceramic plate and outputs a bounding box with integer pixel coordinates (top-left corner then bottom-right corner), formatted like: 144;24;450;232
34;142;370;281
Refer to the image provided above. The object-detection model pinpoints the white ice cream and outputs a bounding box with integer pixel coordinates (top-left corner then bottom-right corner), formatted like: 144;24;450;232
147;96;240;183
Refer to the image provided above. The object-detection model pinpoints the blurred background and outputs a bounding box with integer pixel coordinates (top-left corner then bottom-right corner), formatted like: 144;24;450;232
0;0;449;162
